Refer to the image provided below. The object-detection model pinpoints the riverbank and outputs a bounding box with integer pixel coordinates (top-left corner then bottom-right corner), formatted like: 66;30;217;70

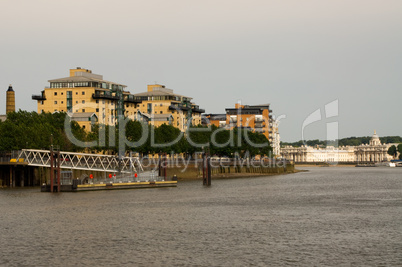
295;163;356;168
173;165;301;181
205;168;306;180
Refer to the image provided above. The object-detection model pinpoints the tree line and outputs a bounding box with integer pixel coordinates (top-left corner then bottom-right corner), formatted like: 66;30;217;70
282;136;402;148
0;111;272;158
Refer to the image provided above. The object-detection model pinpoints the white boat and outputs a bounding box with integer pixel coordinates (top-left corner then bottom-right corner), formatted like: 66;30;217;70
374;162;396;167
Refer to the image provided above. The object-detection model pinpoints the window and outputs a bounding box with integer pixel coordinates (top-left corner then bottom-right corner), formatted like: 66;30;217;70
54;101;57;104
160;104;162;106
54;92;57;96
96;100;99;104
76;92;78;95
61;101;64;104
96;108;99;112
82;125;86;129
76;101;78;104
82;91;85;95
82;109;85;112
61;92;64;95
160;111;163;114
82;100;85;104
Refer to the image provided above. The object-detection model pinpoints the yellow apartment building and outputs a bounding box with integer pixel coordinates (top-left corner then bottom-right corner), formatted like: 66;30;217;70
202;114;227;128
203;103;274;141
225;103;272;140
203;103;281;155
32;69;205;132
133;84;205;131
32;68;141;130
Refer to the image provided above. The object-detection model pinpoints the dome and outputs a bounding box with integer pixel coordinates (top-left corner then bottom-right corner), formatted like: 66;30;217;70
371;130;379;140
369;130;381;146
7;84;14;92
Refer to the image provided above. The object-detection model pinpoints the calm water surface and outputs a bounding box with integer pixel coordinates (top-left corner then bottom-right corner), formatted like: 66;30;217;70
1;167;401;266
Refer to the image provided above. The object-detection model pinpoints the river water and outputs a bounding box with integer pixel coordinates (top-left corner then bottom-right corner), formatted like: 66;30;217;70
1;167;401;266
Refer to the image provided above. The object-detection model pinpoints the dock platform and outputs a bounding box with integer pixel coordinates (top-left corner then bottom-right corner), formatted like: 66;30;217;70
41;180;177;192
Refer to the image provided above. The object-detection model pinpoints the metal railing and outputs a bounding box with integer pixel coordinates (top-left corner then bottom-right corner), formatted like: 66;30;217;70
15;149;143;173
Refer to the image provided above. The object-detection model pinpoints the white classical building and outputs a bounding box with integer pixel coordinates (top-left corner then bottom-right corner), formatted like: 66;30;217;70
270;119;281;157
281;131;395;163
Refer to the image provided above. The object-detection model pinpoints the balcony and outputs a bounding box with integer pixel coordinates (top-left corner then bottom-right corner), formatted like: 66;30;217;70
124;95;142;104
169;104;190;111
192;107;205;113
32;94;46;101
92;92;119;100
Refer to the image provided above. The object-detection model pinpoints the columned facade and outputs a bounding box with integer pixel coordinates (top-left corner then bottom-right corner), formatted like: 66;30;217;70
281;131;395;163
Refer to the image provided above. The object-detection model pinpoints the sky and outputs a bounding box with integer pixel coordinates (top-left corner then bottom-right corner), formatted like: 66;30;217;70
0;0;401;142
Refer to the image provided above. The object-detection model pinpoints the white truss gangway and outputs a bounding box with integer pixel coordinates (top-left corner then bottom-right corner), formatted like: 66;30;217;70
16;149;144;173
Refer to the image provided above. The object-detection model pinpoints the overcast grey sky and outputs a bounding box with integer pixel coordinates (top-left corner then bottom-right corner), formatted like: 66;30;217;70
1;0;401;141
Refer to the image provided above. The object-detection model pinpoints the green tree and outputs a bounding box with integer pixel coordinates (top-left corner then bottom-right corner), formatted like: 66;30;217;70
387;145;397;159
398;144;402;160
0;111;89;152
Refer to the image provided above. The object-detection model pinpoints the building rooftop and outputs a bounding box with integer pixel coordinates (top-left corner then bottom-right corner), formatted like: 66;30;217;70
250;104;270;108
133;89;191;100
48;76;127;87
48;68;127;87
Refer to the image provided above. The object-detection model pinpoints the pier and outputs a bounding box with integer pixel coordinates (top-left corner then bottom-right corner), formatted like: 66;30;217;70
0;150;176;191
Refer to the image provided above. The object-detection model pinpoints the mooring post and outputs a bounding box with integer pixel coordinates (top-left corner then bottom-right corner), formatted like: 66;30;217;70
158;152;162;177
202;152;206;185
207;155;212;186
57;151;61;192
50;147;54;192
164;153;167;180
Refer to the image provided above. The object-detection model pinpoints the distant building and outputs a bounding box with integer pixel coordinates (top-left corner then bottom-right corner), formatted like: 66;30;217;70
270;119;281;156
1;84;16;121
354;131;394;162
133;84;204;131
281;145;356;163
32;68;141;130
225;103;271;140
6;85;15;114
32;70;204;131
202;114;227;128
281;131;395;163
203;103;281;156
